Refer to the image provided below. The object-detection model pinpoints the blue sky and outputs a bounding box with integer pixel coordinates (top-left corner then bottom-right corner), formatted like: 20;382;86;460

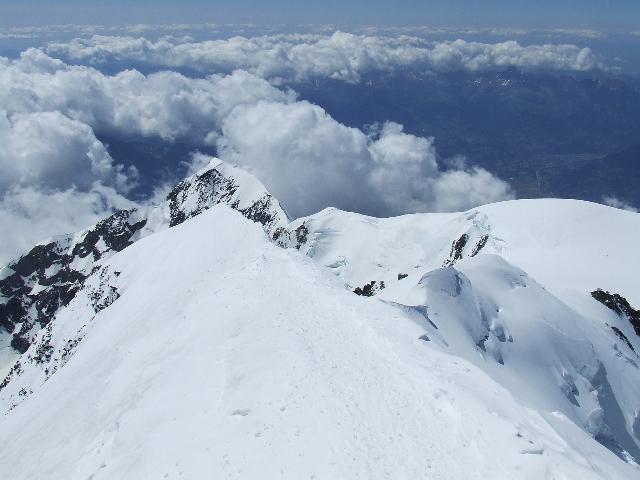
2;0;639;29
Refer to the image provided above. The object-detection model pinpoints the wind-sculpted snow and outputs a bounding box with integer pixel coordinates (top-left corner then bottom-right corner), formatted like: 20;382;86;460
0;207;637;479
282;207;504;290
270;198;640;464
0;158;288;356
379;255;640;462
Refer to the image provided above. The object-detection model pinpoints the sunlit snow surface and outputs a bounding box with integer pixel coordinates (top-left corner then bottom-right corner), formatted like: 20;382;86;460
1;199;639;478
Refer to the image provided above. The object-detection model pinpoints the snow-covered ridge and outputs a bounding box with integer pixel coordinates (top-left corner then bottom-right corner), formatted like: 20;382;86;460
1;206;639;479
1;160;640;476
0;158;288;354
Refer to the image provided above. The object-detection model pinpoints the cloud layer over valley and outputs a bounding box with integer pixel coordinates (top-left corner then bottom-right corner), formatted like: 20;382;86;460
4;31;596;264
47;32;605;82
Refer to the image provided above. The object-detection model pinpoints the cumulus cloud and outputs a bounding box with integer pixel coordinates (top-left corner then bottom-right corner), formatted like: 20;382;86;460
0;48;293;144
218;100;382;216
47;32;606;82
0;82;143;264
602;196;638;213
0;110;135;193
217;102;513;218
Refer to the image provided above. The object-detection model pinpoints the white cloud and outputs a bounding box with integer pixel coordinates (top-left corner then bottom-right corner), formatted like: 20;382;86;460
426;39;599;72
367;123;513;214
602;196;638;213
0;22;278;39
429;167;515;212
47;32;606;82
0;110;135;193
0;49;294;144
218;100;382;216
353;26;610;39
217;102;514;218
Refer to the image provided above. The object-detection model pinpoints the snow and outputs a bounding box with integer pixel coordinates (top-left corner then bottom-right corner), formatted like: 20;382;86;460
283;199;640;464
1;157;640;478
475;199;640;307
290;199;640;349
288;207;461;288
291;199;640;304
0;206;638;479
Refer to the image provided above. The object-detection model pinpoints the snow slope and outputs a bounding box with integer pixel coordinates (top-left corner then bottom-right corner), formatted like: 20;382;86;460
0;207;637;479
1;160;640;478
280;198;640;463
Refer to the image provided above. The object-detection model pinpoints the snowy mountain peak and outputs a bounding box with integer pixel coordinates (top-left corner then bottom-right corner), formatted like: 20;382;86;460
0;158;288;356
165;158;289;231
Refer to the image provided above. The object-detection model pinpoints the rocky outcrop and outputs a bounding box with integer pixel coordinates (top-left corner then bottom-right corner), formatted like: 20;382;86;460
272;222;309;250
0;159;289;354
353;280;385;297
592;289;640;337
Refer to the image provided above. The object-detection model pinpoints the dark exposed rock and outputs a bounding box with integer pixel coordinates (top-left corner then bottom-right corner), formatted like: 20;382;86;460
1;270;123;402
0;297;25;333
397;273;408;280
470;235;489;257
0;207;150;352
71;210;147;260
592;289;640;337
273;222;309;250
0;361;22;391
60;337;83;362
10;244;64;278
294;223;309;247
443;234;469;267
241;196;282;229
167;169;236;227
89;268;121;313
31;329;54;365
10;336;30;354
166;167;285;234
354;280;385;297
611;326;636;354
476;336;488;352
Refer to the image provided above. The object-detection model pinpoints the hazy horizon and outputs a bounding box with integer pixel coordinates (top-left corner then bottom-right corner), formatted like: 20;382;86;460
2;0;640;30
